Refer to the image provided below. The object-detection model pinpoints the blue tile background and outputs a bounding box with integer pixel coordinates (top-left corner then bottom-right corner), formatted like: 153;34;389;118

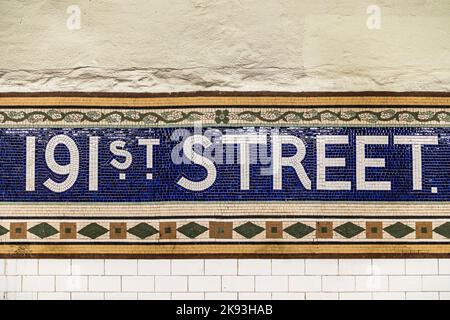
0;127;447;202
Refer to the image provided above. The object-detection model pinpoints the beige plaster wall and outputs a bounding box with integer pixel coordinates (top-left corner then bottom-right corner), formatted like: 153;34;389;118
0;0;448;92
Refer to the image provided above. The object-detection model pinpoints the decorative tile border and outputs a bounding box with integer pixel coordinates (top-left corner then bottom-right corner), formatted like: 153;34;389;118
2;108;450;127
2;219;450;243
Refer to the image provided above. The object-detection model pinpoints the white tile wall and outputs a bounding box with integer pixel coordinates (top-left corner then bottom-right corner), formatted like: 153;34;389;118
1;259;450;300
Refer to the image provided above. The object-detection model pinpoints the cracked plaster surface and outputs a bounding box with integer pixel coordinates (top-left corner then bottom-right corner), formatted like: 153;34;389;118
0;0;448;92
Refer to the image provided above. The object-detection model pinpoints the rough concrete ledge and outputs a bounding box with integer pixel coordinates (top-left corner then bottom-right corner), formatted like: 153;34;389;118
0;67;448;93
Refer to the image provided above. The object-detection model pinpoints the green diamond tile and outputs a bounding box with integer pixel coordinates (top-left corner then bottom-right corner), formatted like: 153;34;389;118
78;223;108;239
234;222;264;239
334;222;365;239
177;222;208;239
384;222;414;238
434;222;450;238
28;223;58;239
128;223;158;239
284;222;314;239
0;225;9;236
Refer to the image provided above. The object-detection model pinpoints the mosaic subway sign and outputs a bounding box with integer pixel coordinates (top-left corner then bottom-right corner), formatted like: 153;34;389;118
1;93;450;257
11;127;446;201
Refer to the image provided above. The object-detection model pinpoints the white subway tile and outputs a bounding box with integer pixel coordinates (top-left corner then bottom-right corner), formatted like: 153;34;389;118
5;292;37;300
23;276;55;292
372;259;405;275
339;292;372;300
239;292;271;300
389;276;422;291
271;260;304;275
138;260;171;275
138;293;171;300
39;260;71;275
172;260;204;275
305;259;338;275
105;292;138;300
38;292;70;300
155;276;188;292
222;276;254;292
289;276;321;292
88;276;121;292
172;293;205;300
406;259;438;275
238;260;271;275
339;259;371;275
189;276;221;292
406;292;439;300
272;293;305;300
0;276;21;292
355;276;388;292
122;276;154;292
205;292;238;300
255;276;288;292
6;258;450;300
56;276;88;292
322;276;355;292
306;293;339;300
105;260;137;275
423;276;450;291
438;259;450;274
205;259;237;275
72;292;104;300
5;259;38;275
373;292;405;300
71;260;104;275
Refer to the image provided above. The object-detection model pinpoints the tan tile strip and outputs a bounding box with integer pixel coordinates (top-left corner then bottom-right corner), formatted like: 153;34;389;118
2;244;450;257
0;202;449;217
0;96;449;107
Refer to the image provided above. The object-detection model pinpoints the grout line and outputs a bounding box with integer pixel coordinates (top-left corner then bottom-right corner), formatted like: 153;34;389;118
337;259;340;275
404;259;407;275
438;258;440;275
305;259;309;276
270;259;273;276
203;259;205;276
187;274;190;292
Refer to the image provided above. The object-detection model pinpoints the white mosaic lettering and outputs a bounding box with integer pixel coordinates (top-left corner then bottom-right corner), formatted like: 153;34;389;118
110;140;133;172
222;134;267;190
43;135;79;193
25;136;36;192
394;135;438;190
317;135;351;190
356;136;391;191
89;137;99;191
138;139;160;180
178;135;217;191
272;135;311;190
